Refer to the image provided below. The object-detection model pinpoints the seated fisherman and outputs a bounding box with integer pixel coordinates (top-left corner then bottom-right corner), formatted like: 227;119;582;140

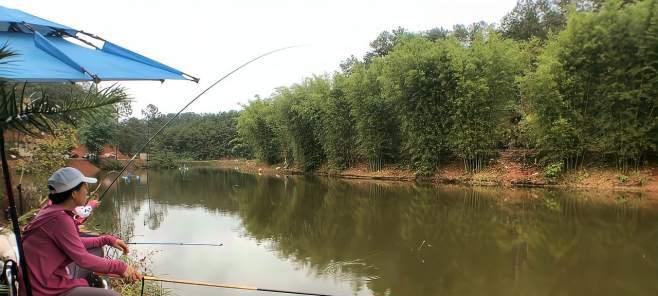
21;167;142;296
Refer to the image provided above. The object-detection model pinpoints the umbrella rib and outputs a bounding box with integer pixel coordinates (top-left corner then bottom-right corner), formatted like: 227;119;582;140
28;26;101;82
59;30;101;50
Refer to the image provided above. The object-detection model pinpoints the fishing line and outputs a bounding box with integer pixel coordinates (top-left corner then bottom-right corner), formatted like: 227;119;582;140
89;46;297;203
127;242;223;247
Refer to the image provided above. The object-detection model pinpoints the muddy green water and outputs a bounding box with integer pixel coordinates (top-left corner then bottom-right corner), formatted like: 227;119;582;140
90;168;658;296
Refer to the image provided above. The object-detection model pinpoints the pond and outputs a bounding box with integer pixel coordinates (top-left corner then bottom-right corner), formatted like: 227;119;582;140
89;167;658;296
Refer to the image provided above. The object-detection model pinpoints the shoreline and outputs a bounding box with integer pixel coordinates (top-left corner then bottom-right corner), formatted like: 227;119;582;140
209;158;658;195
56;157;658;195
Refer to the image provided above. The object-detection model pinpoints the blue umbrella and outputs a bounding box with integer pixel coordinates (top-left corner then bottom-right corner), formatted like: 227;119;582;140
0;5;198;83
0;6;198;296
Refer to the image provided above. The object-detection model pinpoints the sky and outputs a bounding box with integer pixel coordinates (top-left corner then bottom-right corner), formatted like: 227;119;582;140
4;0;519;117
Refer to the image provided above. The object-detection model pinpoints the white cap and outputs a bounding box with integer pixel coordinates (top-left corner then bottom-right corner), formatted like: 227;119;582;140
47;167;97;194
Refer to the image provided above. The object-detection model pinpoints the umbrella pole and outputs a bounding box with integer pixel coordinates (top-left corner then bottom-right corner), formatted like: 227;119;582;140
0;132;33;296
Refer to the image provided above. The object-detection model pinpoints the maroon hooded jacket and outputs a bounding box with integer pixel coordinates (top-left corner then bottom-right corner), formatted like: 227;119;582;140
19;204;127;296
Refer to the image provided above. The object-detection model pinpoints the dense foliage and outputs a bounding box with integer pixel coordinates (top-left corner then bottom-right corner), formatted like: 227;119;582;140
522;0;658;171
110;108;247;167
236;0;657;174
66;0;656;175
15;125;78;198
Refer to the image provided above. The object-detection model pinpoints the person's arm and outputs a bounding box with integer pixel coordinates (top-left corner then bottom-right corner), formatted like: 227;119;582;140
80;235;116;249
48;216;127;275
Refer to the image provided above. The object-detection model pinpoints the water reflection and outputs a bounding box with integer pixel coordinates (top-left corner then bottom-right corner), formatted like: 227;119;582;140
90;168;658;296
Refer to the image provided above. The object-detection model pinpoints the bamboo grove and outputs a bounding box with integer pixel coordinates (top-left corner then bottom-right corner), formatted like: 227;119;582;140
237;0;658;174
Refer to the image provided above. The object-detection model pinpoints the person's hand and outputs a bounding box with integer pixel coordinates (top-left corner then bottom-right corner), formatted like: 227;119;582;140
88;200;100;209
112;239;129;255
121;265;143;282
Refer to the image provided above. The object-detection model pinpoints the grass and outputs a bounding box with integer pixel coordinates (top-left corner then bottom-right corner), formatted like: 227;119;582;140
105;249;172;296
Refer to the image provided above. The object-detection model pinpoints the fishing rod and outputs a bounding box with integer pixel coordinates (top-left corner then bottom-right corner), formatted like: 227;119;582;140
140;275;340;296
90;46;297;203
127;242;223;247
100;273;341;296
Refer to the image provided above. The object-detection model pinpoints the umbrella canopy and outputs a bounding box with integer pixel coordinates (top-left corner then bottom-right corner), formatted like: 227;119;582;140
0;5;198;83
0;6;199;296
0;5;75;35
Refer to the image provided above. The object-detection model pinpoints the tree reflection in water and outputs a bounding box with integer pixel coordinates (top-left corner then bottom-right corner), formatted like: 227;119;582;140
90;168;658;296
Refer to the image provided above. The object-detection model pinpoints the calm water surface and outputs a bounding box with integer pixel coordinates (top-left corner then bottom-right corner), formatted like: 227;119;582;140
90;168;658;296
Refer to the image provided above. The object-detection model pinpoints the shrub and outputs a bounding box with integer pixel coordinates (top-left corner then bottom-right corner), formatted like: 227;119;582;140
544;162;563;182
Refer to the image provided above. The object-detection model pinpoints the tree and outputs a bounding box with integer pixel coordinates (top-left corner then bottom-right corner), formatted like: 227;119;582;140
521;0;658;171
271;78;327;171
238;99;282;164
339;55;360;74
381;37;458;174
158;111;242;160
78;112;119;159
345;62;401;171
18;125;78;195
452;21;492;44
228;136;252;159
500;0;566;41
364;27;411;63
116;117;146;155
449;32;523;172
115;100;133;121
141;104;161;121
424;27;451;41
316;74;358;170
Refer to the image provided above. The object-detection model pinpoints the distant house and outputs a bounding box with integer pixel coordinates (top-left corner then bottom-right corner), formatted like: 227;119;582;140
70;144;129;160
